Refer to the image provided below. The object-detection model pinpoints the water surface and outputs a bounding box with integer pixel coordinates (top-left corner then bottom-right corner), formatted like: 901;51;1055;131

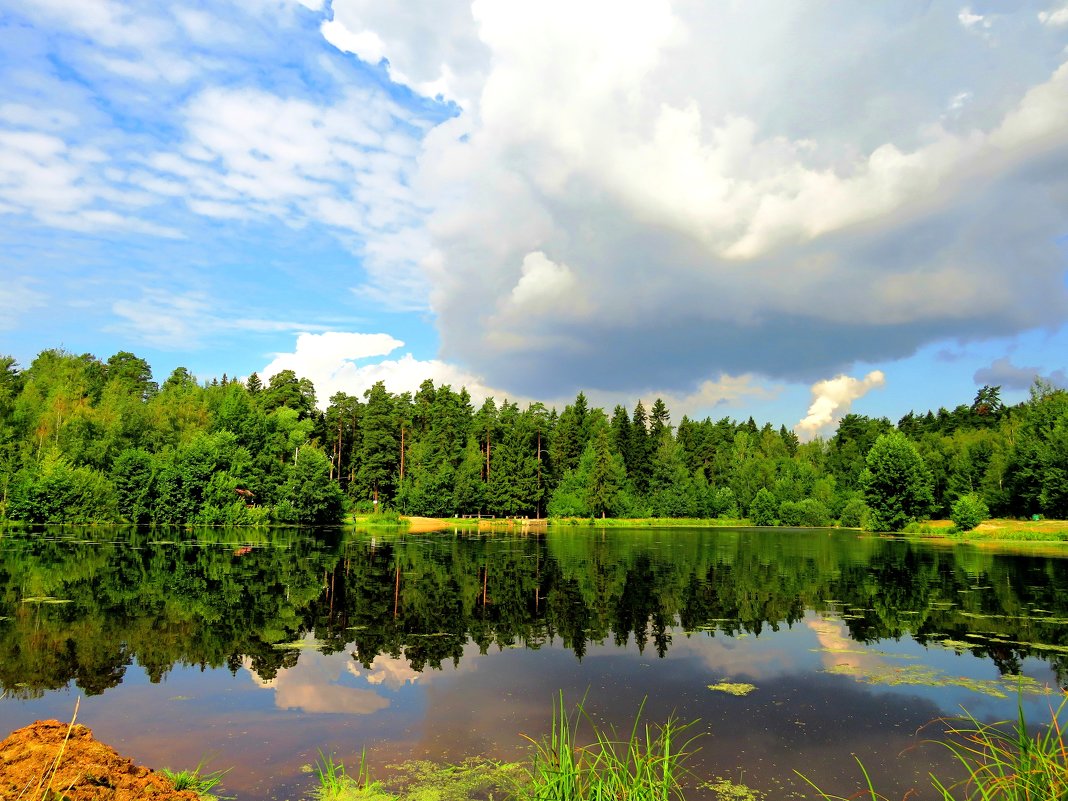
1;526;1066;799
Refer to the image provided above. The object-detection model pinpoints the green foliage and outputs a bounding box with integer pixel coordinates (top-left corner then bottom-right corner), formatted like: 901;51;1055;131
8;452;118;523
1;346;1066;528
951;493;989;532
837;497;869;528
282;447;344;525
860;432;934;532
162;761;231;800
517;694;698;801
748;487;778;526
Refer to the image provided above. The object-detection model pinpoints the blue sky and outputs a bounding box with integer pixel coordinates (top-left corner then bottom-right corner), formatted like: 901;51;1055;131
2;1;1068;436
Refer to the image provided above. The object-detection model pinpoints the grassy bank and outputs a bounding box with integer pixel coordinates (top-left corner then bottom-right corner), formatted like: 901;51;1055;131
905;518;1068;544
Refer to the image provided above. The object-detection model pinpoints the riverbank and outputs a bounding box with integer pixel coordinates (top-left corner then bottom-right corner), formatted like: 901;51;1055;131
349;513;1068;544
0;718;200;800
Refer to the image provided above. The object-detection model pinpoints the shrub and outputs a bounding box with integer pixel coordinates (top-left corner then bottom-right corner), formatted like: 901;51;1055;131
951;493;989;532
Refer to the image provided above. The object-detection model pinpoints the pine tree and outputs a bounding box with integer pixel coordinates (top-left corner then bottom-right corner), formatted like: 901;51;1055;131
357;382;398;507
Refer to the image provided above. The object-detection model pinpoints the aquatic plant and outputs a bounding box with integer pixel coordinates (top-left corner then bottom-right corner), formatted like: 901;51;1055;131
928;695;1068;800
161;760;231;801
312;750;391;801
707;682;757;696
515;693;699;801
802;694;1068;801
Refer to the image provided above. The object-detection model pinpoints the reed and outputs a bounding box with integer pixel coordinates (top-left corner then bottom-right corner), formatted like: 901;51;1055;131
928;695;1068;800
802;695;1068;801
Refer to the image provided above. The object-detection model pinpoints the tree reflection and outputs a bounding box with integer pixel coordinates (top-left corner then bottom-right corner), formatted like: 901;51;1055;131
1;527;1067;697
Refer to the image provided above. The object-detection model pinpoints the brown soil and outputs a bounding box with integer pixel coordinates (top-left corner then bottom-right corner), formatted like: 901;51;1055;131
0;719;201;801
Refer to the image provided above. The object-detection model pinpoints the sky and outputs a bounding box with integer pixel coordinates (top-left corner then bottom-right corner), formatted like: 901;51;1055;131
2;1;1068;438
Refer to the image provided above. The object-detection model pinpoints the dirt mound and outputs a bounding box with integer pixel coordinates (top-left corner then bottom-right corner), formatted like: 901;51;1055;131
0;719;201;800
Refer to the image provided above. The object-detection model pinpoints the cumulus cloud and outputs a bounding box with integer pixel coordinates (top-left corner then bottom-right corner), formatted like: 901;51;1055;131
973;356;1067;390
260;331;504;407
323;0;485;104
794;371;886;439
316;3;1068;398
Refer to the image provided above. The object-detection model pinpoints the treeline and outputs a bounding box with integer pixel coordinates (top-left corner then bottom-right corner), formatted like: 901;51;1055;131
0;348;1066;526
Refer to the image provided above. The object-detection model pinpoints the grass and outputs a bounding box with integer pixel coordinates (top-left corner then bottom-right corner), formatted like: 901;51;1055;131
306;696;697;801
515;693;699;801
312;750;378;801
904;518;1068;543
802;694;1068;801
161;760;231;800
928;695;1068;800
548;517;750;528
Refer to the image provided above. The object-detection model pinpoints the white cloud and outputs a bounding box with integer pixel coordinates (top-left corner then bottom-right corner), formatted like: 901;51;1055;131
958;8;987;29
110;289;331;349
507;252;582;313
794;371;886;440
261;331;504;407
147;85;433;308
323;0;485;104
244;650;391;715
1039;4;1068;27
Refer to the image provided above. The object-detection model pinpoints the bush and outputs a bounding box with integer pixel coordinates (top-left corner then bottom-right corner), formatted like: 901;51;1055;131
797;498;831;527
838;497;869;528
749;487;778;526
951;493;989;532
778;500;803;526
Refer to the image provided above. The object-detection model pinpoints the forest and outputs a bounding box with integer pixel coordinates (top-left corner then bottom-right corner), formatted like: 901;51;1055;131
0;348;1066;527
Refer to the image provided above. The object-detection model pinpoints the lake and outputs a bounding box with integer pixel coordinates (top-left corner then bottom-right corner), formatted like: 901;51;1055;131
1;526;1066;800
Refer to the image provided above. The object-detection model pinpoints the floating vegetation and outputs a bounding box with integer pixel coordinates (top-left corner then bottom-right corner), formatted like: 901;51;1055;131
272;639;327;650
20;596;71;604
824;663;1051;698
938;639;977;650
1022;641;1068;655
708;682;757;696
702;776;767;801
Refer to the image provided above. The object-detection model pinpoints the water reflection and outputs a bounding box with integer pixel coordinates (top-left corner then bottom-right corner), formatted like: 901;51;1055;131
0;526;1066;799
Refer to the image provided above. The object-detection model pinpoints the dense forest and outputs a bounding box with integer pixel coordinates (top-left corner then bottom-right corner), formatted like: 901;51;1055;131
0;348;1066;527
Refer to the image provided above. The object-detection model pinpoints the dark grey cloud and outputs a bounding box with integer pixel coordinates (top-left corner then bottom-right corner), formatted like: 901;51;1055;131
974;357;1067;390
412;4;1068;397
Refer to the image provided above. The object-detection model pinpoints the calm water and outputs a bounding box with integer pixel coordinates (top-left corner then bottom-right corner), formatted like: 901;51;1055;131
1;526;1067;800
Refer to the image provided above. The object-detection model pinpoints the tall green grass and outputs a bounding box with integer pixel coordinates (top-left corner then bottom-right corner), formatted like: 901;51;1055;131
161;760;231;800
803;695;1068;801
515;694;699;801
929;696;1068;800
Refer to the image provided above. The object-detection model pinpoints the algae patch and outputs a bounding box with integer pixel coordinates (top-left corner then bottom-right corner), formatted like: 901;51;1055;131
824;663;1050;698
708;682;757;696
